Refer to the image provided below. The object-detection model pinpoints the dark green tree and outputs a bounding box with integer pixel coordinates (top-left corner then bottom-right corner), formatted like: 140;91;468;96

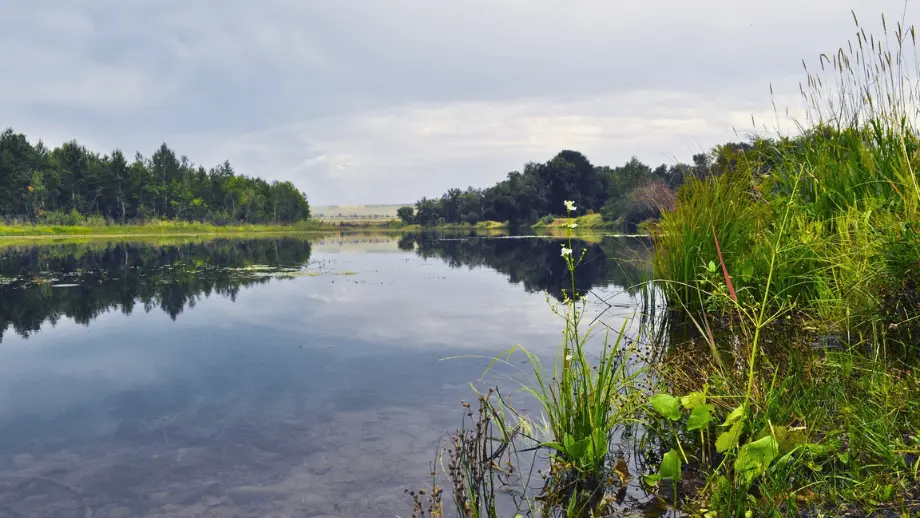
0;127;311;225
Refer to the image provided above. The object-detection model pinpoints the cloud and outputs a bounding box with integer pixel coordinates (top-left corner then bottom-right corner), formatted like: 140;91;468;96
1;0;913;203
196;87;804;204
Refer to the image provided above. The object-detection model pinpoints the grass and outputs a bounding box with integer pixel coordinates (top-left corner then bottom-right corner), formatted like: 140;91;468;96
531;213;613;230
643;11;920;516
401;220;509;230
0;218;426;239
490;206;643;511
406;10;920;518
652;11;920;331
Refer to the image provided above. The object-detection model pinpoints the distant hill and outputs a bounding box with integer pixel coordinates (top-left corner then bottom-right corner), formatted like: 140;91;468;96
311;204;406;221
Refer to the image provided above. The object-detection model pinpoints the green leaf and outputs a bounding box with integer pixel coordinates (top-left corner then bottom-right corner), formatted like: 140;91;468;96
658;448;682;481
681;391;706;409
686;404;714;431
741;264;755;281
563;434;589;462
542;441;565;453
642;473;661;486
763;425;806;454
804;442;834;457
716;420;743;453
708;260;717;273
735;435;779;484
721;404;745;427
649;393;682;421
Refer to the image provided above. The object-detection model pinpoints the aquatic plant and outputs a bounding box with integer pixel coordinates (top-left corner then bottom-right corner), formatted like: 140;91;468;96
486;201;644;513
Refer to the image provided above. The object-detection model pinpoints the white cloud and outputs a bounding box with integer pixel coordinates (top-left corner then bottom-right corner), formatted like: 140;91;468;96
197;87;806;203
0;0;914;203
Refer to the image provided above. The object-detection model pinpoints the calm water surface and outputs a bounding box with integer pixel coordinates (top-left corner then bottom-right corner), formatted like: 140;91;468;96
0;233;651;517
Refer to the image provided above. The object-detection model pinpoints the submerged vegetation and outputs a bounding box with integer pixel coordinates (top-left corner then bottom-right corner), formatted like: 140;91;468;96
407;11;920;518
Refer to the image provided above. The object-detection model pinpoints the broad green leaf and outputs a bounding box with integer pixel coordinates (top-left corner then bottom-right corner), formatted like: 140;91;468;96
649;393;682;421
721;404;745;427
642;473;661;486
681;391;706;409
735;435;779;484
761;425;806;454
686;404;714;431
716;420;743;453
564;434;589;462
542;441;565;453
658;448;682;481
741;264;755;281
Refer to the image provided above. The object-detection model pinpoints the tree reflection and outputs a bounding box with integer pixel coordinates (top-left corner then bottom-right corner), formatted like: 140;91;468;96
0;238;312;342
400;232;652;300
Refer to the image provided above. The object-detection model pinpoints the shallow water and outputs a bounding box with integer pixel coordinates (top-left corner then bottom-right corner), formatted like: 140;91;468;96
0;232;652;517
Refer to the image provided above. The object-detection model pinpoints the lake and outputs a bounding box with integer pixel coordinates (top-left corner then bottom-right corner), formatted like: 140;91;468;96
0;232;653;517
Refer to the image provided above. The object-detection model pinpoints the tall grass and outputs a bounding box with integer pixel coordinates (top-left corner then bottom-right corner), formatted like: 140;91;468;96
487;202;644;513
645;9;920;517
654;10;920;335
407;11;920;518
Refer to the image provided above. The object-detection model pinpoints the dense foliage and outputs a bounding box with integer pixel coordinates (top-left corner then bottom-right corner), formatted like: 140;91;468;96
397;148;753;230
0;128;311;225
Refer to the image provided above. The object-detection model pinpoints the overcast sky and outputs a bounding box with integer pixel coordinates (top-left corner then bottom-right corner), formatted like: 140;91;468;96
1;1;914;205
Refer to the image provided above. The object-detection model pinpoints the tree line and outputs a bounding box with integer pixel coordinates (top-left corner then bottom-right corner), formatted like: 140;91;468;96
0;127;311;225
397;141;772;230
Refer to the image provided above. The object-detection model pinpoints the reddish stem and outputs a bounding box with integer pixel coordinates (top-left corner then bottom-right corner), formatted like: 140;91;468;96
712;225;737;303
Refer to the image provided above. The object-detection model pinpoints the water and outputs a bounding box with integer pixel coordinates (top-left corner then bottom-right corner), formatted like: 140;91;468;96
0;233;652;517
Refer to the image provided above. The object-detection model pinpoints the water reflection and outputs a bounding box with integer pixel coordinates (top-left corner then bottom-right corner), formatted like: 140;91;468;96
399;232;652;300
0;238;312;342
0;233;652;517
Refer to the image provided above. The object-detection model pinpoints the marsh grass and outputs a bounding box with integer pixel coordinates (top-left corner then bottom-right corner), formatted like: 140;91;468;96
407;389;529;518
409;203;648;517
644;10;920;516
480;203;647;515
653;11;920;334
408;11;920;517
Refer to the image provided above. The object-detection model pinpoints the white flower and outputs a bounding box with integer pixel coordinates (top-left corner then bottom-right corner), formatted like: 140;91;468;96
565;354;573;361
569;222;578;229
561;247;573;257
564;200;577;211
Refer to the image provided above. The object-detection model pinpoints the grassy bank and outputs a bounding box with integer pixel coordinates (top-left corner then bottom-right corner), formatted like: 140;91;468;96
400;220;509;231
0;218;419;238
644;12;920;516
0;220;318;237
531;212;611;230
405;13;920;518
0;218;516;239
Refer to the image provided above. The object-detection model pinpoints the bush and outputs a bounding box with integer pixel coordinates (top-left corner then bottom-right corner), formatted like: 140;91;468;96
39;209;85;226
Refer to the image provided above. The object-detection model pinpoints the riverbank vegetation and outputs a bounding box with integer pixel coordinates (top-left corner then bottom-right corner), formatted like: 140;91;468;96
396;152;692;231
0;219;329;238
407;11;920;518
0;129;311;225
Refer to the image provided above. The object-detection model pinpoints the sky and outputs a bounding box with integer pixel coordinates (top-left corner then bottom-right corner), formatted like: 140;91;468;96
1;1;915;205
